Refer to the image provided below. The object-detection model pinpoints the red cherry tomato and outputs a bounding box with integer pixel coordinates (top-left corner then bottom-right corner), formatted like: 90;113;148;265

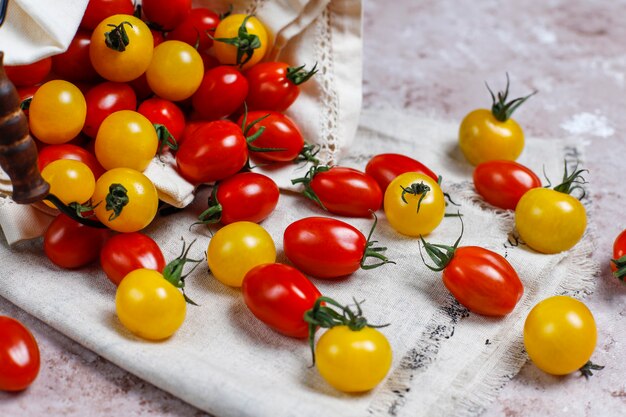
151;29;166;47
284;217;387;279
80;0;135;30
168;8;220;51
293;166;383;217
5;58;52;88
52;30;100;83
138;97;186;142
100;232;166;286
0;316;40;392
44;214;110;269
38;144;105;179
421;236;524;316
245;62;316;112
242;263;322;338
142;0;191;31
201;172;279;225
128;74;154;101
176;120;248;183
83;82;138;138
365;153;438;193
191;66;248;120
237;111;304;162
473;160;542;210
178;120;209;146
612;229;626;280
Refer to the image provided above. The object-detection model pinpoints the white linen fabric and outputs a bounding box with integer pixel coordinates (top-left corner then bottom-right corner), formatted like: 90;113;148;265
0;109;597;417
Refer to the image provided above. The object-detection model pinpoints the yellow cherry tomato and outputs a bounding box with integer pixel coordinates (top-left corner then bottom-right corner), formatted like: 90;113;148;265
145;41;204;101
515;188;586;254
29;80;87;144
524;296;597;375
40;160;95;209
316;326;392;392
207;221;276;287
384;172;445;237
92;168;158;233
95;110;158;172
90;14;154;82
213;14;268;70
458;109;524;165
116;269;186;341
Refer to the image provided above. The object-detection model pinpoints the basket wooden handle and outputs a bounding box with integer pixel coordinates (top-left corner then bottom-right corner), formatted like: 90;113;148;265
0;51;50;204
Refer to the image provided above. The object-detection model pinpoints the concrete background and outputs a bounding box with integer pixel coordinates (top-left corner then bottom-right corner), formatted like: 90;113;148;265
1;0;624;416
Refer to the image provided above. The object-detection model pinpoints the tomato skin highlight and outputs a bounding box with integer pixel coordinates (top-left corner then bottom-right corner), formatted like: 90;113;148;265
0;316;40;392
366;153;438;192
245;62;300;112
145;40;204;101
176;120;248;183
473;160;541;210
515;188;587;254
214;172;279;225
238;111;304;162
443;246;524;316
83;82;138;139
283;217;367;279
309;167;383;217
316;326;392;393
524;296;597;375
242;263;321;338
100;232;166;286
44;214;110;269
192;66;248;121
5;57;52;88
40;160;95;209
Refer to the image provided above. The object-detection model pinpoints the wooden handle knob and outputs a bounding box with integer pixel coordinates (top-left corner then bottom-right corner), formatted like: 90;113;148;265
0;51;50;204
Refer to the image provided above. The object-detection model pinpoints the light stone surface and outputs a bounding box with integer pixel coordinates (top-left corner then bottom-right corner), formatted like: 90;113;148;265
1;0;625;416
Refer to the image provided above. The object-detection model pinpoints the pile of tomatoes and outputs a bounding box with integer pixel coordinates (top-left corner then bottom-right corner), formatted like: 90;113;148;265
0;0;621;398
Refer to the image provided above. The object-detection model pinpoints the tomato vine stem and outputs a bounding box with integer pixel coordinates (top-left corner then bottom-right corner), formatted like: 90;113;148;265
162;238;203;305
361;212;395;270
105;21;133;52
290;165;331;210
418;214;464;272
210;15;260;67
486;73;537;122
579;361;604;379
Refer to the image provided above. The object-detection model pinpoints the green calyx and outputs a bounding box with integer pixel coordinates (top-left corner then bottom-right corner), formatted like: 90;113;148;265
286;63;318;86
486;73;537;122
548;161;588;198
418;214;464;272
195;185;223;226
295;143;321;166
105;21;133;52
105;183;129;221
162;238;203;305
290;165;331;210
400;181;431;213
611;255;626;283
579;361;604;379
20;97;32;110
154;124;179;158
303;296;389;365
211;15;261;67
361;212;395;270
240;105;287;153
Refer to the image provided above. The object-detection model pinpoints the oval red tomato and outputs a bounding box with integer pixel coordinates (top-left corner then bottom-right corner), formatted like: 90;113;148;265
242;263;321;338
473;160;542;210
83;82;138;138
142;0;191;31
283;217;390;279
138;98;186;143
200;172;279;225
168;7;220;51
80;0;135;30
191;66;248;120
52;30;100;83
245;62;316;112
0;316;40;392
293;166;383;217
44;214;110;269
38;144;105;180
238;111;304;162
100;232;166;286
176;120;248;183
365;153;438;193
5;58;52;88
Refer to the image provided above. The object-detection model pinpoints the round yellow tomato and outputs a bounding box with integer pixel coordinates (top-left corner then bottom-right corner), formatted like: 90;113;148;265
524;296;597;375
92;168;158;233
384;172;445;237
145;41;204;101
458;109;524;166
316;326;392;392
90;14;154;82
29;80;87;144
515;188;586;254
207;222;276;287
40;160;95;209
213;14;268;70
95;110;158;172
116;269;186;341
